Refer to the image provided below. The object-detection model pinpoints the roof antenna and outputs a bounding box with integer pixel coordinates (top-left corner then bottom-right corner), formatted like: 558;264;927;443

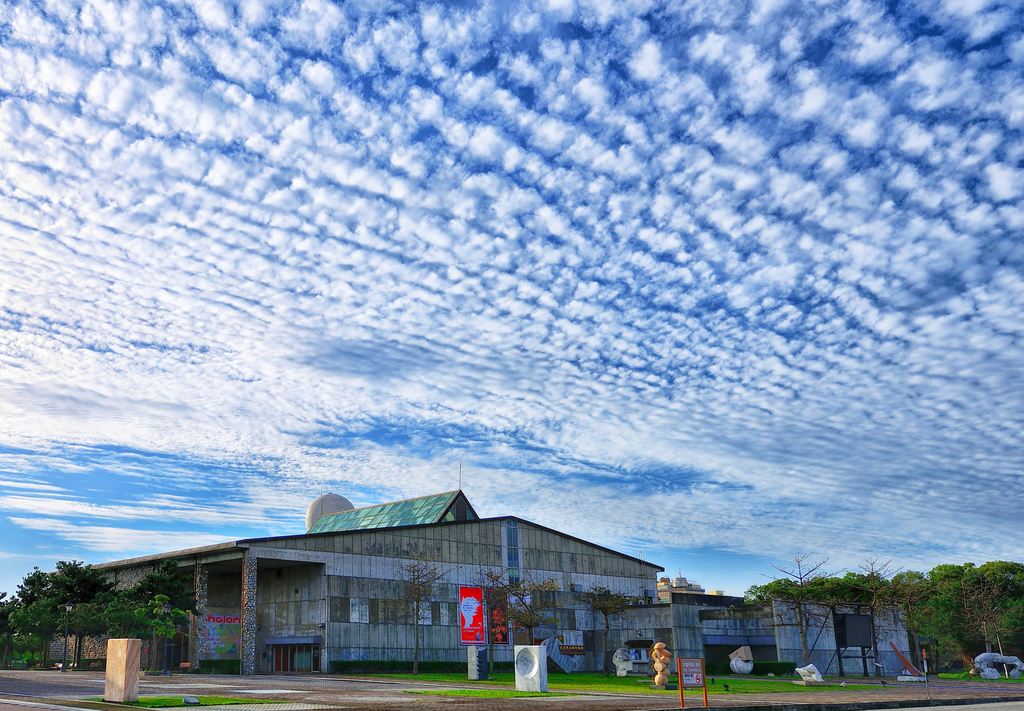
458;460;463;491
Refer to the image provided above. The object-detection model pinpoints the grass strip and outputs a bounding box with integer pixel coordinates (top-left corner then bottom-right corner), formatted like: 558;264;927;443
406;689;573;698
85;696;281;707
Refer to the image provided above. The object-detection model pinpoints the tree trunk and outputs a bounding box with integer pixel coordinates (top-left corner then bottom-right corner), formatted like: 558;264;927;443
797;605;810;665
603;615;610;676
869;610;881;677
412;600;420;675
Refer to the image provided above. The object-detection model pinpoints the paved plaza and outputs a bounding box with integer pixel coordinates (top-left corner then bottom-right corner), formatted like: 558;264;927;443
2;671;1024;711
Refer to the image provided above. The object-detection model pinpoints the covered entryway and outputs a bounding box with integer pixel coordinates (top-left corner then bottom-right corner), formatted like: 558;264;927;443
267;637;321;673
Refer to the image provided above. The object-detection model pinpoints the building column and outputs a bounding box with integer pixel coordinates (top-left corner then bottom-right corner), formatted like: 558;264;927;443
240;551;258;675
192;562;208;667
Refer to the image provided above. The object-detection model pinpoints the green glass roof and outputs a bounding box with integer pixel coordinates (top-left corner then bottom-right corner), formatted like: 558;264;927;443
307;490;479;533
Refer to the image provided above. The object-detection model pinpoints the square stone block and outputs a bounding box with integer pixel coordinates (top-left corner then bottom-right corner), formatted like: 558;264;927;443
104;639;141;703
514;645;548;692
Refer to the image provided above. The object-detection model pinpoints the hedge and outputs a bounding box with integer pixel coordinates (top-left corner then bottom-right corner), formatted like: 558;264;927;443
752;661;796;676
196;659;241;675
330;660;514;674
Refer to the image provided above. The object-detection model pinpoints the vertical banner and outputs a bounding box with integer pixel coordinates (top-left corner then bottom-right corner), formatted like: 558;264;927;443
485;589;510;645
458;586;486;646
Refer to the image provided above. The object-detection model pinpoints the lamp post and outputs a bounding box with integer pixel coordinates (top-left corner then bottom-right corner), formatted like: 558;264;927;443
61;602;72;672
162;602;172;675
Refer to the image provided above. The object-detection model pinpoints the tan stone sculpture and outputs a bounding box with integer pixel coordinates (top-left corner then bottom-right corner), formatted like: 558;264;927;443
650;642;673;687
104;639;141;703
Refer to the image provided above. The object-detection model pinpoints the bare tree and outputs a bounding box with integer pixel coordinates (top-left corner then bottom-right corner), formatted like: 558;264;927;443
748;554;830;666
854;559;897;677
400;556;445;675
483;570;558;642
583;585;629;676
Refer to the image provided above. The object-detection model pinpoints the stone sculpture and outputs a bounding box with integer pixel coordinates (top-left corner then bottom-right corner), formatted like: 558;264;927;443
728;645;754;674
514;645;549;692
650;642;673;688
974;652;1024;680
611;648;633;677
104;638;141;703
794;663;824;684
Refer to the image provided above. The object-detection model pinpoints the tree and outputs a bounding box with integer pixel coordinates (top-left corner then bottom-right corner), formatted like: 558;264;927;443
399;557;444;675
846;559;897;677
0;592;16;669
136;594;186;672
483;570;559;642
583;585;629;675
892;571;931;667
746;554;830;666
50;561;112;668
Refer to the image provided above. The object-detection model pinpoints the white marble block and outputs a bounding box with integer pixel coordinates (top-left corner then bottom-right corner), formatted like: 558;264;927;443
514;645;548;692
104;639;141;703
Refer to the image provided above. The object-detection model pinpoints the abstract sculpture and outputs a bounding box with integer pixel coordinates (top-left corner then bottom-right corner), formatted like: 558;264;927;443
795;663;824;683
974;652;1024;680
611;648;633;677
728;645;754;674
650;642;673;688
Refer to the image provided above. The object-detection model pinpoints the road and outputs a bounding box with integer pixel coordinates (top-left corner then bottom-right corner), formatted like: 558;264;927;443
2;671;1024;710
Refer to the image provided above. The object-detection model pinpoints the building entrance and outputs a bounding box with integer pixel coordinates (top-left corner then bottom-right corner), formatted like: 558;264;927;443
270;644;320;673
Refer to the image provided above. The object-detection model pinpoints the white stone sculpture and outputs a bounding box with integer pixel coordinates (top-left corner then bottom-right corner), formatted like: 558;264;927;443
795;663;824;683
728;645;754;674
974;652;1024;680
515;645;549;692
611;648;633;677
730;657;754;674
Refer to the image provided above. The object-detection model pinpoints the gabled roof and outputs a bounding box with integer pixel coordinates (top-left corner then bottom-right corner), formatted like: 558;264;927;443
307;489;478;533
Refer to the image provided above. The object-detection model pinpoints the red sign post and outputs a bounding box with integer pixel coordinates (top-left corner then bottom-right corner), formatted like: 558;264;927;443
458;586;486;646
677;657;708;708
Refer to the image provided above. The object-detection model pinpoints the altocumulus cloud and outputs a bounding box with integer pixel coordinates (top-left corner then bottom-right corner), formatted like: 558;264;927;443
0;0;1022;592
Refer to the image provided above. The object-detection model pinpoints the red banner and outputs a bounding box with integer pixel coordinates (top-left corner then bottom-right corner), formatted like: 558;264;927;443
458;586;486;645
485;589;510;645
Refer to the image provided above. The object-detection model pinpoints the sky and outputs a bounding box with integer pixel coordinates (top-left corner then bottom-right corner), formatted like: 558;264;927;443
0;0;1022;598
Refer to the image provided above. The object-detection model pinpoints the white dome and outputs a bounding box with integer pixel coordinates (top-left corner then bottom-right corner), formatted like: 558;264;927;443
306;493;354;530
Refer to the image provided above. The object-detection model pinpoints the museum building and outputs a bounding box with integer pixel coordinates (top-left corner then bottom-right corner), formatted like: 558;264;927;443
93;489;914;676
95;490;664;674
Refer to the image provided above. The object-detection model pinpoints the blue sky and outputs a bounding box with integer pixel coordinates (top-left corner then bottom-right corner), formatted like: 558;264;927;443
1;0;1022;597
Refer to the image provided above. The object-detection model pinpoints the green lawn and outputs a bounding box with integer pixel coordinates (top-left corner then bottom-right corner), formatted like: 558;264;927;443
86;696;280;707
406;689;573;698
939;672;1024;682
355;672;880;695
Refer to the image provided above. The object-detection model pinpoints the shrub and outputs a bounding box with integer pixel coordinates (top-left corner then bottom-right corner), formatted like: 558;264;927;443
752;661;796;676
196;659;241;675
329;660;514;674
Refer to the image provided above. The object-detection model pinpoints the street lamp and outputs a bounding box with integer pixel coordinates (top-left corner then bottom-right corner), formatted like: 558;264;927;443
162;602;172;676
61;602;73;672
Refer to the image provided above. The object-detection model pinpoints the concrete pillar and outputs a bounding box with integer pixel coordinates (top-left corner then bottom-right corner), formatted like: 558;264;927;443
192;563;208;667
240;551;258;675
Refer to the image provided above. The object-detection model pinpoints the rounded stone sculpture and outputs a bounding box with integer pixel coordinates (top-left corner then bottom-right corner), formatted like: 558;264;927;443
974;652;1024;680
611;648;633;677
729;657;754;674
305;493;354;529
650;642;673;687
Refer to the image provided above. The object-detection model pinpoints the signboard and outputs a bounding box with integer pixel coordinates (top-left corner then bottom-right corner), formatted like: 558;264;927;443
680;658;703;685
485;589;510;645
458;586;486;646
202;609;240;659
677;657;708;708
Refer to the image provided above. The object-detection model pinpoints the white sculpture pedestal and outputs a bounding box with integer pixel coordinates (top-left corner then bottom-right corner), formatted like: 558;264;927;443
104;639;141;703
514;645;548;692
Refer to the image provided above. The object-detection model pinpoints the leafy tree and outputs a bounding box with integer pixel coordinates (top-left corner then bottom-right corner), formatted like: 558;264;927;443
583;585;629;676
892;571;931;667
483;570;559;642
399;557;444;675
136;594;186;672
0;592;17;669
